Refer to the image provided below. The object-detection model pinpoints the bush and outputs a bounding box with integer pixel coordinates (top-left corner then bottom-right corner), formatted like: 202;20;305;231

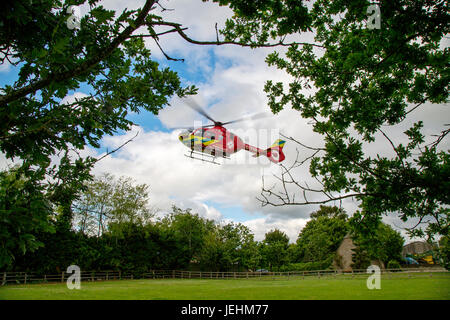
387;260;401;270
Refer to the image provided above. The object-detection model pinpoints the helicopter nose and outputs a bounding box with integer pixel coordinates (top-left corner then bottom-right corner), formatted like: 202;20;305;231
178;132;190;143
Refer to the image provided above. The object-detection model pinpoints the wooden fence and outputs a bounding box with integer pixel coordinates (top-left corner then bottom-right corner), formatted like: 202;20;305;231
1;268;448;286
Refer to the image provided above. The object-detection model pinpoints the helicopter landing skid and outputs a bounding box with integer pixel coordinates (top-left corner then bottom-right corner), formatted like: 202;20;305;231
185;150;229;165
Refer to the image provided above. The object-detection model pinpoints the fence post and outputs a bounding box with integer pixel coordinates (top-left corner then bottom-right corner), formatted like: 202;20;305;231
24;273;27;284
119;271;121;280
61;272;65;283
106;271;109;281
2;272;6;286
173;270;175;279
199;271;202;279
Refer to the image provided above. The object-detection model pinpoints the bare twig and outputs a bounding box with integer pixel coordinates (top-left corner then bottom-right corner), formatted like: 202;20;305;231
94;131;140;163
153;38;185;62
155;0;174;12
280;133;325;151
378;128;406;169
215;22;220;43
427;127;450;150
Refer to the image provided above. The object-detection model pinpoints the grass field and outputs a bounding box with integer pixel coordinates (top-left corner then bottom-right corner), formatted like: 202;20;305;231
1;274;449;300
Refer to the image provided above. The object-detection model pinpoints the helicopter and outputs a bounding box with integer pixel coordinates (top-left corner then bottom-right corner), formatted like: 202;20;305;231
173;99;286;165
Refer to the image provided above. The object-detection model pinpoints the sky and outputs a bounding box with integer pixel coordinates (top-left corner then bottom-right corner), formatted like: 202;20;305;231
1;0;449;243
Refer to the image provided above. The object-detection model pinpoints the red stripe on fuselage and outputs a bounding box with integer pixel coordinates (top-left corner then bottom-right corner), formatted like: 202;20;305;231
244;144;266;156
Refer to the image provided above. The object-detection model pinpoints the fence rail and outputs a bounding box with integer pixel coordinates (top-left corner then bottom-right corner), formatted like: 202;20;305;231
1;268;448;286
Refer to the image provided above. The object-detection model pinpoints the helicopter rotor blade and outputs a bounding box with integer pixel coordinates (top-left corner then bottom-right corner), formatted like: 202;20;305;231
221;112;272;126
168;124;216;131
167;125;195;131
184;97;217;124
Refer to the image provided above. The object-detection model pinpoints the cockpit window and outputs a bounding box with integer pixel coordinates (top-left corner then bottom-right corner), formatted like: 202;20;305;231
203;130;217;139
193;128;205;136
193;128;222;141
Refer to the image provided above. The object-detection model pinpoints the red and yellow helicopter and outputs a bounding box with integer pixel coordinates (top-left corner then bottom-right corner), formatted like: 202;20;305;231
174;99;286;165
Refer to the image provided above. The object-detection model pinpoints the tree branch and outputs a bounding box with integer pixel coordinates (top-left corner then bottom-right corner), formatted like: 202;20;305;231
94;131;139;163
0;0;157;106
149;21;325;48
153;38;185;62
257;145;371;207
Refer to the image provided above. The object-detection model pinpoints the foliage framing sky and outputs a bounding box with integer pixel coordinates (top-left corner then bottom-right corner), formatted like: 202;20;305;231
1;0;448;242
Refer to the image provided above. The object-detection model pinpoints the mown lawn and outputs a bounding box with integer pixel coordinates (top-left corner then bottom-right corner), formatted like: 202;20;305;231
1;275;449;300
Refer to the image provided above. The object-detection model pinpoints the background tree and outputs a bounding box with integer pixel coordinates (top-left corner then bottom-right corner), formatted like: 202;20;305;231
220;0;449;240
199;229;224;271
351;222;404;269
295;206;349;267
219;222;258;271
160;206;215;266
242;240;262;271
261;229;289;271
199;222;259;271
0;167;54;270
109;176;153;225
73;173;152;236
438;236;450;270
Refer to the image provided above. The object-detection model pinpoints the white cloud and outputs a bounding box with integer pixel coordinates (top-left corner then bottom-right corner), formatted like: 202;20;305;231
243;216;309;243
0;61;12;73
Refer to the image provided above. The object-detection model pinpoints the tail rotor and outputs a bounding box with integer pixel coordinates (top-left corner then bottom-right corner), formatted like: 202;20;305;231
266;139;286;163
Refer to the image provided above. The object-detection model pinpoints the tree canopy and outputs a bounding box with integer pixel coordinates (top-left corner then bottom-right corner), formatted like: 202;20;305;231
295;206;349;264
0;167;54;268
218;0;449;239
73;173;153;236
